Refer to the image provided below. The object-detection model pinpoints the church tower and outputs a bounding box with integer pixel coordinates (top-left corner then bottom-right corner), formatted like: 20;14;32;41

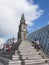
18;14;28;41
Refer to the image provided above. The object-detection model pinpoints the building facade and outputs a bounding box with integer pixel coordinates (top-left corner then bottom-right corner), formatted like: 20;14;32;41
28;24;49;57
0;39;4;49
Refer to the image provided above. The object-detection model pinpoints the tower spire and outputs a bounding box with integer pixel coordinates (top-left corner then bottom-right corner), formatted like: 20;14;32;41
21;13;25;20
20;13;25;24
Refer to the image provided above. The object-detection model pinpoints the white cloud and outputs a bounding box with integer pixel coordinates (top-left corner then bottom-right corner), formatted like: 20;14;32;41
0;0;44;39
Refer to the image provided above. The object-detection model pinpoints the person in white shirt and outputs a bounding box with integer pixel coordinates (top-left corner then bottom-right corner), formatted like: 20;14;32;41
35;40;39;51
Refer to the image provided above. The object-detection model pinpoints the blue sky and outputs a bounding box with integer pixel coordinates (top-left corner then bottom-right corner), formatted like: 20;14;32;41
28;0;49;33
0;0;49;42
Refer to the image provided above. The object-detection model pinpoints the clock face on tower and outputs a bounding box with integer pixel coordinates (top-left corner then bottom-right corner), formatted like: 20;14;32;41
24;28;26;31
23;27;26;31
21;24;26;31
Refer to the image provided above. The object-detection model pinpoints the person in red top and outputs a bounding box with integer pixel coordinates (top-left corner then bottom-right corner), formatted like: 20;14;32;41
6;44;11;52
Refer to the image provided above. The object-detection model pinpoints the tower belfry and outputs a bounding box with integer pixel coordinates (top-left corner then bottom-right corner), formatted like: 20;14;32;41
18;14;28;41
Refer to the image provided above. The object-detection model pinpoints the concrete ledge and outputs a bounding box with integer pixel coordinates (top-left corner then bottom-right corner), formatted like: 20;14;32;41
0;56;10;65
0;56;21;65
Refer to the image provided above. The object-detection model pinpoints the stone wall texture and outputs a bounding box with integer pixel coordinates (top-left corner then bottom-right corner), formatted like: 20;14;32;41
28;24;49;57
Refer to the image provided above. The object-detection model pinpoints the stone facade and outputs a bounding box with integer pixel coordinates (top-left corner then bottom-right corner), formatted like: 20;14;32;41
18;14;28;41
28;24;49;57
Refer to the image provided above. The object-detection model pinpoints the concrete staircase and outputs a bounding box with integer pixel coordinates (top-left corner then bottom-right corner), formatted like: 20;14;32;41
0;40;49;65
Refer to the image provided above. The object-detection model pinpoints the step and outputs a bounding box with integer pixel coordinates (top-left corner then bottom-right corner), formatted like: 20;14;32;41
19;50;35;52
22;55;42;59
19;46;33;48
19;43;32;46
12;55;19;60
19;44;33;46
38;63;48;65
15;51;19;53
21;50;37;52
9;60;21;65
19;48;34;50
20;52;38;55
19;43;34;48
12;55;40;60
25;59;47;65
25;63;48;65
19;47;36;50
